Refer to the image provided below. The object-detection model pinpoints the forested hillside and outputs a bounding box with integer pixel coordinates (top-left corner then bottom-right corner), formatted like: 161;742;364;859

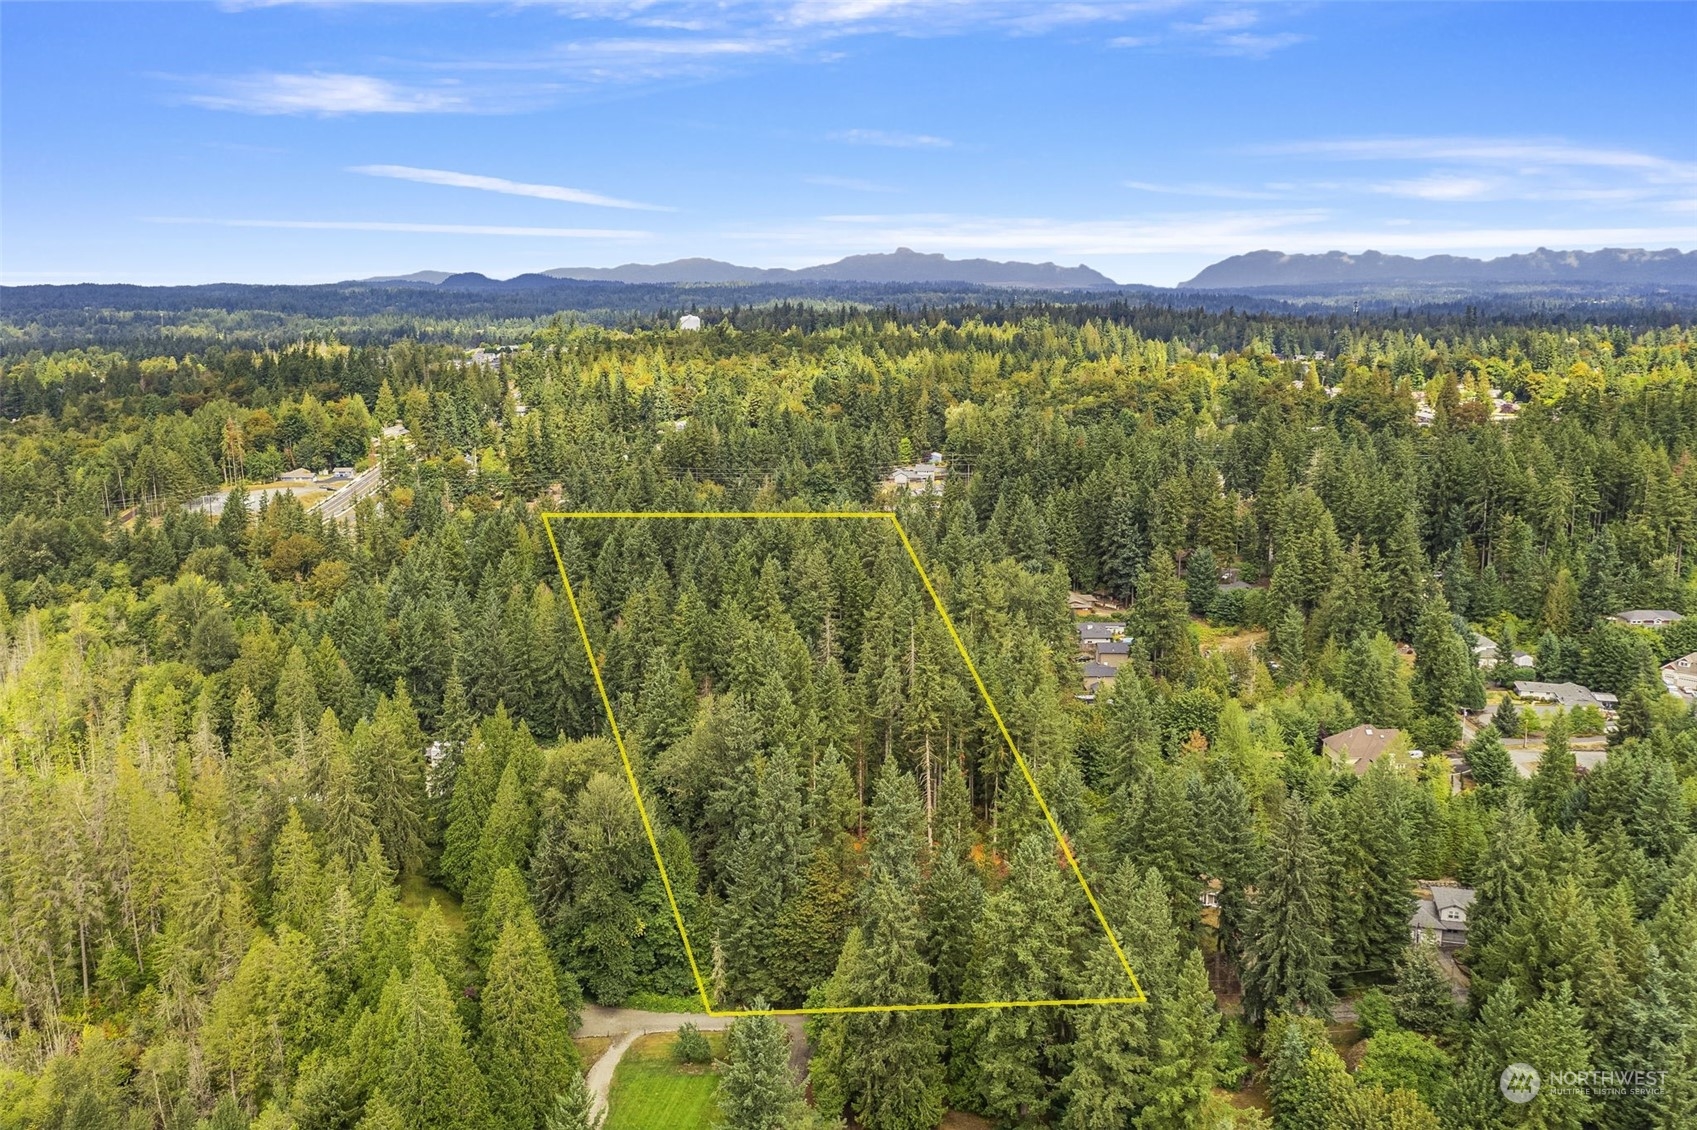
3;309;1696;1129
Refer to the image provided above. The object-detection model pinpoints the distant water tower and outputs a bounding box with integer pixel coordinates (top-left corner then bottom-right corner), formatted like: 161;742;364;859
678;314;702;331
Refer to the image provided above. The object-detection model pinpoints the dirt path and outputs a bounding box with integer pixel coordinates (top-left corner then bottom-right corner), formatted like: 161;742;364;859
577;1007;809;1120
580;1009;732;1121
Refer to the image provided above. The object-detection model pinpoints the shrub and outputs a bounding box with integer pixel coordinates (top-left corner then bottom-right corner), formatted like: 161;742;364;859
1355;987;1397;1038
673;1022;713;1065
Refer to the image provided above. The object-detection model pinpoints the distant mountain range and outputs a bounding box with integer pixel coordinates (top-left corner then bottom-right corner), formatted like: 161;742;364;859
362;246;1697;294
364;248;1119;290
1182;247;1697;289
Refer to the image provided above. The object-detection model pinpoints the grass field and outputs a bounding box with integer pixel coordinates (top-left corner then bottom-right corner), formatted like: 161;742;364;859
573;1035;614;1070
603;1032;724;1130
397;874;466;933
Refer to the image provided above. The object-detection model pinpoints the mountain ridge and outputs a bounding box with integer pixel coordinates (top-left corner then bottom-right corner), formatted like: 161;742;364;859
1182;247;1697;288
364;248;1119;290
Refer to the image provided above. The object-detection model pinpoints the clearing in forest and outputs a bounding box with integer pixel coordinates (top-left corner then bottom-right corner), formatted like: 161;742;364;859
541;509;1146;1017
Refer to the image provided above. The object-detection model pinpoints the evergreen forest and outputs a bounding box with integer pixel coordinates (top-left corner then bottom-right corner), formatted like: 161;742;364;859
3;305;1696;1130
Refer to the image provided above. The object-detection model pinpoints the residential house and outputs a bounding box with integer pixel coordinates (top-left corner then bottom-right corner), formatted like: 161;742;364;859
1092;639;1131;669
1511;650;1535;668
1663;651;1697;700
884;463;946;496
1067;591;1125;615
1081;662;1118;695
279;467;315;483
678;314;703;331
1077;621;1127;646
1472;636;1500;668
1410;885;1475;948
1322;724;1405;776
1611;609;1684;628
1513;680;1615;714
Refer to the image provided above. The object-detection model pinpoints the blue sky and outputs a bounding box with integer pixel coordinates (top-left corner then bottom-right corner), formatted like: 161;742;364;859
3;1;1694;286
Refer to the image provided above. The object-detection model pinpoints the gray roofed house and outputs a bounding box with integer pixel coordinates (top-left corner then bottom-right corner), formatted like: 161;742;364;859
1513;680;1610;712
886;463;945;495
1081;662;1118;693
1411;885;1475;948
1611;609;1684;627
1091;639;1132;668
1472;636;1500;668
1077;621;1126;642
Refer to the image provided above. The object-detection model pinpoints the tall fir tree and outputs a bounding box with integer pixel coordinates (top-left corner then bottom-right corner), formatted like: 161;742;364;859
1529;711;1575;829
965;835;1086;1125
481;911;582;1130
1137;948;1220;1130
1243;802;1334;1025
375;957;494;1130
718;999;810;1130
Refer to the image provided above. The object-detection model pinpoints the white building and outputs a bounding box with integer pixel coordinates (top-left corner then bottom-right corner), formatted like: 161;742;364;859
678;314;703;331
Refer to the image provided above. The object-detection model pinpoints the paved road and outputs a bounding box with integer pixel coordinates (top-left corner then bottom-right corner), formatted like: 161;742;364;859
311;463;384;523
577;1006;807;1121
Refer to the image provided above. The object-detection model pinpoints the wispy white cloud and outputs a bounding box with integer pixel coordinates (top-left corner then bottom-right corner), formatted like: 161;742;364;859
539;34;797;83
1370;175;1497;202
830;128;952;149
188;3;1307;115
1138;136;1697;211
1114;5;1309;57
184;71;465;114
348;164;672;211
1260;137;1697;182
804;174;899;192
1125;179;1284;200
144;217;650;238
1209;31;1308;57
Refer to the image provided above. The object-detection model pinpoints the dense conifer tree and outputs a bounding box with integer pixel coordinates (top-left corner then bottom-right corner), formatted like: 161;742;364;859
718;1000;809;1130
1243;803;1334;1025
482;912;581;1130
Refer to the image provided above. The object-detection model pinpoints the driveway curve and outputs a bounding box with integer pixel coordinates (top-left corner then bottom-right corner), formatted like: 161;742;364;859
576;1006;807;1121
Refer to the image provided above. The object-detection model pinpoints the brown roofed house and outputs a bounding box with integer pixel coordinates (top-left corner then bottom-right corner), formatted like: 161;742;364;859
1322;724;1403;776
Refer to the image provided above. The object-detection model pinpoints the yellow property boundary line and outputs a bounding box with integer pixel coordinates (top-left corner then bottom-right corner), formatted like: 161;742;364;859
540;510;1147;1016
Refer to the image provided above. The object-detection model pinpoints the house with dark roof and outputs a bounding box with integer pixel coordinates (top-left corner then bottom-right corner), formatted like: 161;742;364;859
1090;639;1131;668
1081;662;1118;695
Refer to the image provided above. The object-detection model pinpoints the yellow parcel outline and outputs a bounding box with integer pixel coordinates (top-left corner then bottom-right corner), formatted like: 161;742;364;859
541;510;1147;1017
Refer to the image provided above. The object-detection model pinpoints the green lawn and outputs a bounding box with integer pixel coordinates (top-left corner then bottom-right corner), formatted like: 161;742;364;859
397;874;466;934
603;1033;723;1130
